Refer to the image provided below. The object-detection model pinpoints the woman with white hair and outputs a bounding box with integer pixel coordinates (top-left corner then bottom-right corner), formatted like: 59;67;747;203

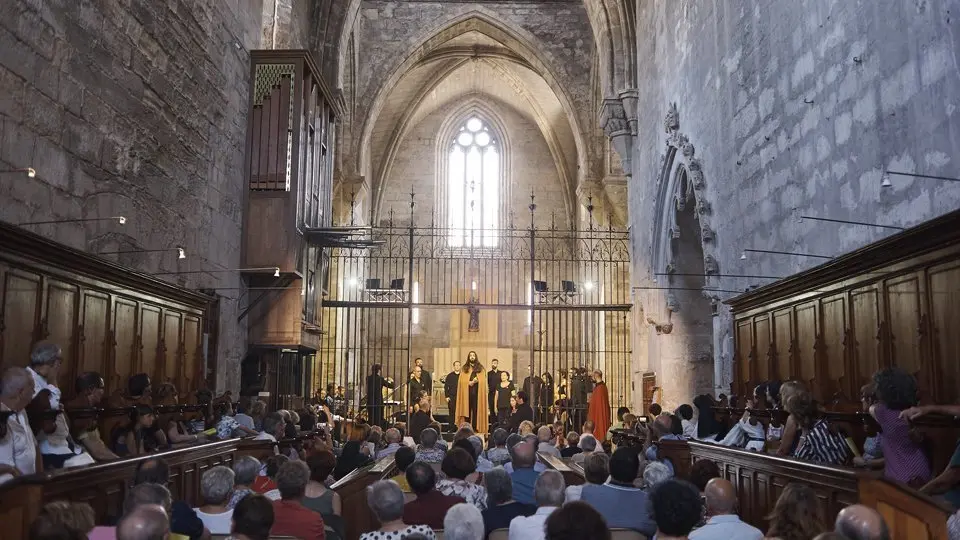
194;465;235;534
359;480;435;539
642;461;672;490
444;503;485;540
0;367;39;482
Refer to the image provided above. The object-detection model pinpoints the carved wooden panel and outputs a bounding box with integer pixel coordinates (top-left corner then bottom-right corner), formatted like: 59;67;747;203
112;299;138;394
754;315;771;387
772;308;793;382
821;295;848;401
885;273;925;387
851;285;881;389
183;315;202;393
80;290;110;375
0;268;41;367
44;280;79;384
139;305;161;383
162;311;182;386
928;261;960;404
795;302;819;397
736;319;753;393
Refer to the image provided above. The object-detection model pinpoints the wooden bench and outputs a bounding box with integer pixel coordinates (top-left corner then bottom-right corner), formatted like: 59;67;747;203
331;455;398;540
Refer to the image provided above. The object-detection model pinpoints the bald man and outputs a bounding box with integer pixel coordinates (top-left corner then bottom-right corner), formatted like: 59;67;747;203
509;441;542;505
689;478;762;540
835;504;890;540
117;504;170;540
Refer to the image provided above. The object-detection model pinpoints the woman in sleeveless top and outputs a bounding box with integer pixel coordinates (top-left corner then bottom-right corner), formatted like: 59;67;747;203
114;405;161;457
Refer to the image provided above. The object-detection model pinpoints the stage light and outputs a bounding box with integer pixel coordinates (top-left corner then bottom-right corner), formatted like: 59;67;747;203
347;277;359;287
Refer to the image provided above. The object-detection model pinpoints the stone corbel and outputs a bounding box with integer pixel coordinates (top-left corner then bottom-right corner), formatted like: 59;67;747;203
618;88;639;136
600;97;634;176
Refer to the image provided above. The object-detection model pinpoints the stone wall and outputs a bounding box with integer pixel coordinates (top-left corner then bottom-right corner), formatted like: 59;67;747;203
378;99;571;230
628;0;960;408
262;0;313;49
0;0;265;392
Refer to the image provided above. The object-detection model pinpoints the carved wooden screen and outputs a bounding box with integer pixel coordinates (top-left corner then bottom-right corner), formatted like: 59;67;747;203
728;210;960;406
0;223;209;400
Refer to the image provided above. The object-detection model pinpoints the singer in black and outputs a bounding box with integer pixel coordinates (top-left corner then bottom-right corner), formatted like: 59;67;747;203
444;360;461;419
408;365;428;411
411;357;432;395
365;364;394;428
487;358;501;421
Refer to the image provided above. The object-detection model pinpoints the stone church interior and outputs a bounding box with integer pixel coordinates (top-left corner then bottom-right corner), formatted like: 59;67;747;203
0;0;959;539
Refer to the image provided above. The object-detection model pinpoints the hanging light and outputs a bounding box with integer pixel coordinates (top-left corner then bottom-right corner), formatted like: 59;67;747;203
274;267;280;277
740;251;747;260
177;247;186;259
880;172;892;188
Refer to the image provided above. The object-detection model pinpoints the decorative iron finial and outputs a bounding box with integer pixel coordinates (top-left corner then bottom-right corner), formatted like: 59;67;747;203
349;190;356;226
587;192;595;231
409;190;415;222
528;190;536;229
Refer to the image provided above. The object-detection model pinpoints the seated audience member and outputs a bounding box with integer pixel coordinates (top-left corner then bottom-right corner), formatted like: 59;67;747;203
854;383;883;469
481;467;536;535
256;412;286;444
834;504;891;540
194;465;235;534
0;367;39;482
90;483;172;540
116;505;170;540
765;482;827;540
508;469;565;540
689;478;762;540
544;501;611;540
566;452;609;502
775;381;808;457
414;427;445;463
271;460;325;539
580;447;656;536
403;461;465;528
786;391;851;465
518;420;535;437
31;501;95;539
649;479;702;540
409;395;432;444
508;440;542;505
250;401;268;431
536;425;561;457
640;414;680;475
717;392;766;450
133;458;207;540
642;460;673;490
377;428;403;460
648;402;663;423
813;534;851;540
688;459;721;493
361;480;435;540
67;372;118;461
334;436;373;479
571;434;597;465
561;432;582;458
902;403;960;505
231;493;274;540
229;456;261;509
154;384;205;447
485;428;511;465
366;426;383;456
303;450;342;515
428;421;448;449
868;368;931;486
114;405;163;457
214;402;258;440
437;447;488;510
388;446;416;492
503;437;547;474
676;404;696;438
254;455;288;499
444;503;485;540
692;395;723;442
580;420;596;443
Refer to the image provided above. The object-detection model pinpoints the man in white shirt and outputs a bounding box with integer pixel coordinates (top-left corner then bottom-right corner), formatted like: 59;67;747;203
26;341;62;408
508;469;565;540
254;413;285;455
376;427;403;460
579;420;595;444
689;478;763;540
535;425;561;458
0;367;39;483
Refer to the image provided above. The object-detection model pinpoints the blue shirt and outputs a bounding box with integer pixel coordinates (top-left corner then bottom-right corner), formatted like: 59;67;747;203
689;514;763;540
580;483;656;536
509;467;542;506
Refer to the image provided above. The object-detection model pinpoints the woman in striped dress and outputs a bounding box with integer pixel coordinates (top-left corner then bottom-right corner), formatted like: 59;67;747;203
785;390;851;466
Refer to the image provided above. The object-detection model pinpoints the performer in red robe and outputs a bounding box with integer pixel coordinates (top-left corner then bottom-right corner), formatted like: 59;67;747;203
587;369;611;440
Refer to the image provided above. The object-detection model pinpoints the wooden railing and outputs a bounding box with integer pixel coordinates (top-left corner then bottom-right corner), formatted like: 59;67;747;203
331;455;398;540
658;440;860;529
538;452;584;488
860;475;952;540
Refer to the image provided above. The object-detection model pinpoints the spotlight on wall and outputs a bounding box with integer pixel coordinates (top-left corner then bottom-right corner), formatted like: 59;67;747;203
347;277;359;288
584;281;595;291
0;167;35;177
881;169;960;188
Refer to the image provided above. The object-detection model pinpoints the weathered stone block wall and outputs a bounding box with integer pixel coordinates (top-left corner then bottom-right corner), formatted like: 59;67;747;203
262;0;314;49
379;99;571;229
0;0;265;392
630;0;960;407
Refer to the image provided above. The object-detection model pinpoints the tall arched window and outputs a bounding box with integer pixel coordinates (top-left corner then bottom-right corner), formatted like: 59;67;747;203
447;117;499;247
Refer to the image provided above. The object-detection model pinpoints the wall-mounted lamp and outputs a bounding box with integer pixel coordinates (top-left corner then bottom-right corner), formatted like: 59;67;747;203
740;248;833;260
584;281;595;291
154;266;280;277
881;170;960;188
19;216;126;226
798;215;904;231
99;247;186;259
0;167;36;178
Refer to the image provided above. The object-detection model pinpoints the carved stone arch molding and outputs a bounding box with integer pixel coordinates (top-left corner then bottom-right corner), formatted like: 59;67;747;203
652;103;719;311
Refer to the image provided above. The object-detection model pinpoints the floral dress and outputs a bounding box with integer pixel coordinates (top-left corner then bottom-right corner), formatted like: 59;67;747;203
436;478;488;510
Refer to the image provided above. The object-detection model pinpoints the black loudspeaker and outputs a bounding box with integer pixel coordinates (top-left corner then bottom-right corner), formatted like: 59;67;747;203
365;278;382;289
